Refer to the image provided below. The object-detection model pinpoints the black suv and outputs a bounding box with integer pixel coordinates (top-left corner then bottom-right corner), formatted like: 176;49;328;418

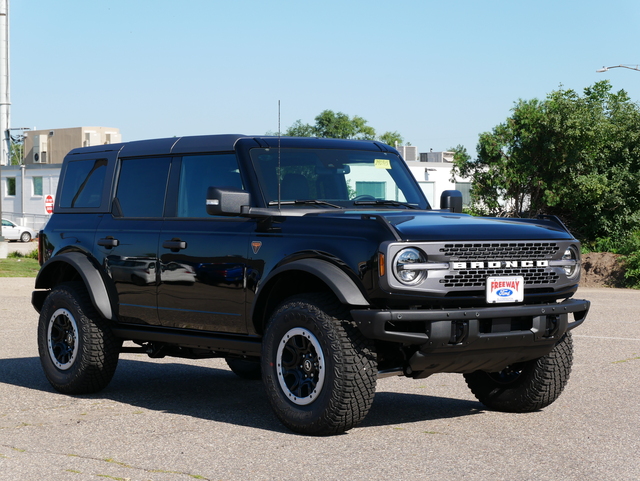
33;135;590;435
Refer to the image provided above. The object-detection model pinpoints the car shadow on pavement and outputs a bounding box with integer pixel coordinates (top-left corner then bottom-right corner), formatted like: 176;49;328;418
0;356;483;433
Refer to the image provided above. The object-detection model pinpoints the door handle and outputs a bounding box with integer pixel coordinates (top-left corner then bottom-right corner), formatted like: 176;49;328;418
162;239;187;251
98;237;119;248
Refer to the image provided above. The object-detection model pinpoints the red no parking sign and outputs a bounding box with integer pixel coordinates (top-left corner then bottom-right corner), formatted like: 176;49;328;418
44;195;54;214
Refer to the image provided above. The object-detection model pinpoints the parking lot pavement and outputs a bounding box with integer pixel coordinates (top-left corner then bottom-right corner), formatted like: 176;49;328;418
2;240;37;256
0;280;638;481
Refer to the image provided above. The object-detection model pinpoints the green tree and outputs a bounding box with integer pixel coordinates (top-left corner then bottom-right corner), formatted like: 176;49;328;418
378;131;404;147
448;144;470;168
10;137;24;165
277;110;405;145
453;81;640;242
284;119;315;137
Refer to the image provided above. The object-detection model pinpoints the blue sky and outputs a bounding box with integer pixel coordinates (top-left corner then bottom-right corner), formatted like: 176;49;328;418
9;0;640;156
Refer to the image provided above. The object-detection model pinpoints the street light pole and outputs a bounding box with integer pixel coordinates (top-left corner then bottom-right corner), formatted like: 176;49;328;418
0;0;9;244
596;64;640;73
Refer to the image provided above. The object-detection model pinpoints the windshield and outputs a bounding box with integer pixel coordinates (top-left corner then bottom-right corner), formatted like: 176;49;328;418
250;148;429;209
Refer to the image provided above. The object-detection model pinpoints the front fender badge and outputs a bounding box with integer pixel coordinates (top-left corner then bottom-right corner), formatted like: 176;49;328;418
252;241;262;254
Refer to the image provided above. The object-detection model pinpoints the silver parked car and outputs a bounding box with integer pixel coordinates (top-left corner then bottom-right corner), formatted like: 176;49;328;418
2;218;37;242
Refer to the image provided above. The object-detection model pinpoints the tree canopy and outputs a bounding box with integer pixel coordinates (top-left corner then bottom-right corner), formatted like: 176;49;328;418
278;110;405;147
452;81;640;242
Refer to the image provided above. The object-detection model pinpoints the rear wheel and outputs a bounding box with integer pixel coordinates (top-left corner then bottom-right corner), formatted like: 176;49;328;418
37;282;121;394
464;333;573;412
261;293;377;435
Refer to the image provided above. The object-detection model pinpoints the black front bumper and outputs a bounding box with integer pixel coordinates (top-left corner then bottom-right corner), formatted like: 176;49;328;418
351;298;590;377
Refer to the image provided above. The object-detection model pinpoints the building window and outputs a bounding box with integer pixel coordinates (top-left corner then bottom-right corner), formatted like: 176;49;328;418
6;177;16;196
33;177;43;196
418;181;435;206
455;182;472;207
355;181;386;199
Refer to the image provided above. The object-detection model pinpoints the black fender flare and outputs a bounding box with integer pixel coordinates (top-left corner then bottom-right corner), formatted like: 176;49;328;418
34;252;115;321
254;258;370;314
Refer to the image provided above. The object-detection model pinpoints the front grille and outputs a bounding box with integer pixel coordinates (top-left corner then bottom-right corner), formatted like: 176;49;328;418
440;242;559;260
441;268;559;289
384;239;575;294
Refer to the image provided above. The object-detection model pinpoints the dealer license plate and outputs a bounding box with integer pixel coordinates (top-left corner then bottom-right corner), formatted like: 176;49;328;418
486;276;524;304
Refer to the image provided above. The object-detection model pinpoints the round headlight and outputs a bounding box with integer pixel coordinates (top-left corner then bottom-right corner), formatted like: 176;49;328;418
562;246;580;278
393;248;427;285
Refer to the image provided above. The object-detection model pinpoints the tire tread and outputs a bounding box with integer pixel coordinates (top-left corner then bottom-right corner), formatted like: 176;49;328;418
38;281;120;394
464;333;573;412
262;293;377;435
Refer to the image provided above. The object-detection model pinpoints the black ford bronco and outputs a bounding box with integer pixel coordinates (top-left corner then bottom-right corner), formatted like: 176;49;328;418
32;135;590;435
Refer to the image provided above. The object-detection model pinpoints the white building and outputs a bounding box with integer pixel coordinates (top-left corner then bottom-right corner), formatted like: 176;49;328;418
1;163;59;230
403;149;472;208
1;127;121;231
347;146;472;208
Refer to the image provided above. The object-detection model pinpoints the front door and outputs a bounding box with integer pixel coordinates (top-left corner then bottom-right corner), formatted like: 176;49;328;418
157;153;252;333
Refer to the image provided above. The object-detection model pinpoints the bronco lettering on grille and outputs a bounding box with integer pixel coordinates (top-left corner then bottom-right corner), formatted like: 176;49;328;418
452;260;549;269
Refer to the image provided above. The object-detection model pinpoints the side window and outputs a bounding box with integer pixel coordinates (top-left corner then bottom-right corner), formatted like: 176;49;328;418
32;177;43;196
6;177;15;196
116;157;171;217
60;158;108;208
177;154;243;217
455;182;472;207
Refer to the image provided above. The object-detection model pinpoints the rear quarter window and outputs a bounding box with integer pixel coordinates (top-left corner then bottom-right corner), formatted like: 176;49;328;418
59;158;108;208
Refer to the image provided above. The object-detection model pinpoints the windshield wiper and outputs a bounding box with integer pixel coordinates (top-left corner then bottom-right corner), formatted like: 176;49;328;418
268;200;342;209
353;200;420;209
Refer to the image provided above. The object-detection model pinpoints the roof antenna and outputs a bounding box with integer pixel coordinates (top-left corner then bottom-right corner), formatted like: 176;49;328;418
277;100;281;211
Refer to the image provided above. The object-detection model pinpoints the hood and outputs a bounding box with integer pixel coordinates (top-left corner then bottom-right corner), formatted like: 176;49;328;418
332;210;575;242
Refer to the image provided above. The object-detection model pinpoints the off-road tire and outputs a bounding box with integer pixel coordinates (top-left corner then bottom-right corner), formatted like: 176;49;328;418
464;333;573;412
261;293;377;435
37;281;121;394
226;357;262;380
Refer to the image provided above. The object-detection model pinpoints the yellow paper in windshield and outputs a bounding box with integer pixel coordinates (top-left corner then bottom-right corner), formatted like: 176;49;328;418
375;159;391;169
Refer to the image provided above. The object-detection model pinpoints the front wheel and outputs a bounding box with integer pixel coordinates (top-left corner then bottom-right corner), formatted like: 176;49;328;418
37;282;121;394
20;231;31;243
261;293;377;435
464;333;573;412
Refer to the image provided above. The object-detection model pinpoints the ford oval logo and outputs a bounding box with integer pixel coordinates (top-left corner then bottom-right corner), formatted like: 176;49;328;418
496;288;514;297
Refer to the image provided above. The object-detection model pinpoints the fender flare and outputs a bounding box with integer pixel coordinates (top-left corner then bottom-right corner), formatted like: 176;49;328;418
258;258;370;307
34;252;115;321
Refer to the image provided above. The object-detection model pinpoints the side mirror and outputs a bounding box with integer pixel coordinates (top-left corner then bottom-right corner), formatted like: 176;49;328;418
206;187;251;216
440;190;463;213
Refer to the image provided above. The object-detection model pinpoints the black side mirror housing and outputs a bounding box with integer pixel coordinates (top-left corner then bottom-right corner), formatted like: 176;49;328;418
440;190;463;213
206;187;251;216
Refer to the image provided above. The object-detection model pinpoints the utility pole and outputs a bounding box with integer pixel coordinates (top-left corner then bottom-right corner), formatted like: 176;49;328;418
0;0;9;244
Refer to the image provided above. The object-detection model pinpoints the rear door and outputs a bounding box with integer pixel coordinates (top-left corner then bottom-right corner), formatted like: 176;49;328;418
95;156;171;325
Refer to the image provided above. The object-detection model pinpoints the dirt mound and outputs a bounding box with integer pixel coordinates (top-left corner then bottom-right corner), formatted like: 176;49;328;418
581;252;626;288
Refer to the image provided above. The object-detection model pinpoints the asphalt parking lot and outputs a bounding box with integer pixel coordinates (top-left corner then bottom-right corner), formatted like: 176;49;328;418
1;279;638;481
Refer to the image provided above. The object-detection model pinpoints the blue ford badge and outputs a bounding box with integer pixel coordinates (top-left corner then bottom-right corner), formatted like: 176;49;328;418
497;288;514;297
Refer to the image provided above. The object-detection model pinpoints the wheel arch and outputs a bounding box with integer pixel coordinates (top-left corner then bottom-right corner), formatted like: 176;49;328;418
251;258;370;335
33;252;116;321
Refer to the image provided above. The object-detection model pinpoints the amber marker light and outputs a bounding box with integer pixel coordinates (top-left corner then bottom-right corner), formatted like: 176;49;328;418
378;252;386;277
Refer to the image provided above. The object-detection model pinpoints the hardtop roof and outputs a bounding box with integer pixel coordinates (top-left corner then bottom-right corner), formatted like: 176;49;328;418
65;134;398;158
